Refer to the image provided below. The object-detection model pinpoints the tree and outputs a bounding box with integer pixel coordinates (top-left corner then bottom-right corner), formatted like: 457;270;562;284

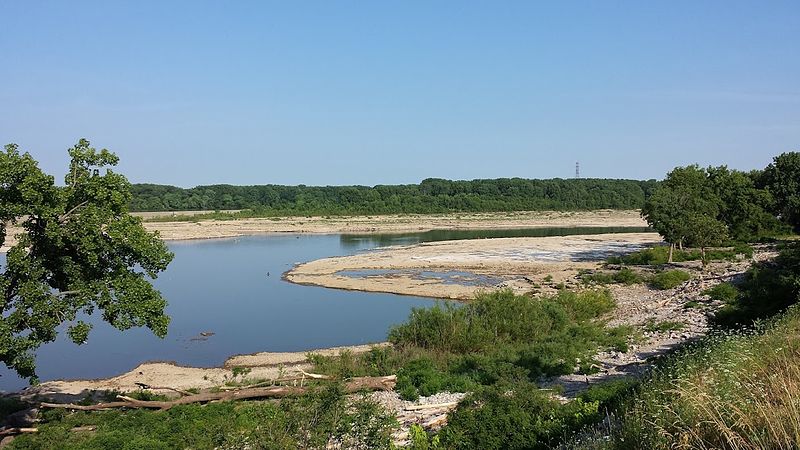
762;152;800;232
706;166;782;241
0;139;173;381
641;166;721;262
683;213;728;266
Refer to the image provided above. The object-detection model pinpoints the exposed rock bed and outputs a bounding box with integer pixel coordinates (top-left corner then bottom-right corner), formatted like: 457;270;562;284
543;247;776;398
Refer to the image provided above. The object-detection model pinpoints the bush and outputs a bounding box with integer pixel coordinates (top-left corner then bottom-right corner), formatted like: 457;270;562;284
395;358;474;401
714;241;800;326
438;382;601;450
608;244;754;266
648;270;691;290
383;289;629;397
581;268;644;286
702;282;739;302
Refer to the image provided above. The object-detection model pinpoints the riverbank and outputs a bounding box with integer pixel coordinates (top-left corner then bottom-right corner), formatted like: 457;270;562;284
20;344;386;403
286;232;663;299
1;210;646;252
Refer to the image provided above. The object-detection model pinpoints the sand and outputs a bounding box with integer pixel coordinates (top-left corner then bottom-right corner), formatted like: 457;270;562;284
21;344;386;402
0;210;647;252
286;232;663;299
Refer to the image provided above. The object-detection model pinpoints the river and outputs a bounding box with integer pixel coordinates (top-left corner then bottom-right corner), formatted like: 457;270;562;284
0;226;649;391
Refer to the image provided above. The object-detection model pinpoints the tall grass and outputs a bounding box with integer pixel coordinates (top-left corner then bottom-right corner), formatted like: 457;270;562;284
613;306;800;450
311;289;631;401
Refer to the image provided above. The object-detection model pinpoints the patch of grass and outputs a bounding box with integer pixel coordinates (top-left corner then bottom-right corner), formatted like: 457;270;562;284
702;282;739;302
642;318;685;333
230;366;252;378
648;270;691;290
581;268;644;286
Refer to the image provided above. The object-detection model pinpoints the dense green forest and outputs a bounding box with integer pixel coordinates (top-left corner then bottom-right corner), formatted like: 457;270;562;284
129;178;659;214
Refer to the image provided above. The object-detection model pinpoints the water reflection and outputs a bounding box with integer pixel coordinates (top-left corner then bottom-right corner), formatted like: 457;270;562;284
340;226;652;248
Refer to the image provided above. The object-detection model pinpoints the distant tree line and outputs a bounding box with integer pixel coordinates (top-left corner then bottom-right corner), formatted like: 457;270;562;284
129;178;659;214
642;152;800;262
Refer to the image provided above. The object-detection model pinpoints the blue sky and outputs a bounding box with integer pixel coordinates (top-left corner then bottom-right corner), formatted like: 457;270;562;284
1;1;798;187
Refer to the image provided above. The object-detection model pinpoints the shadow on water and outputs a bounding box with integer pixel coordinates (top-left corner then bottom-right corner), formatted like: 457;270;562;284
339;226;652;248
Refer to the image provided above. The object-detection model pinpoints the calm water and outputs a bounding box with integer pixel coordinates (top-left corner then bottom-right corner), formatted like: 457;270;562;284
0;226;649;391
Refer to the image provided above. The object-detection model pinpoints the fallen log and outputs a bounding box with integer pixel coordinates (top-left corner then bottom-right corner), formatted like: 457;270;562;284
0;428;37;436
403;401;459;411
218;371;333;391
40;375;396;411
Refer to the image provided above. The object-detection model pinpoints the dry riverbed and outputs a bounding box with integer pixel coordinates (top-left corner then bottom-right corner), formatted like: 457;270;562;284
286;232;663;299
0;209;646;252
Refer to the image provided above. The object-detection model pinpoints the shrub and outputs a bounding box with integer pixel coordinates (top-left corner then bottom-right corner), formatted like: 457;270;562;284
438;382;601;450
714;241;800;326
580;268;644;286
609;244;754;266
385;289;628;397
395;358;473;401
648;270;691;290
702;282;739;302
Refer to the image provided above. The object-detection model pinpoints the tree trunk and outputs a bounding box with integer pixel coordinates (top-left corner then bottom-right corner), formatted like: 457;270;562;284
668;243;674;263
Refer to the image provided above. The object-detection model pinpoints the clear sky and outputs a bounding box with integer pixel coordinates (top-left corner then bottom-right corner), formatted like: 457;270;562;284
1;1;798;187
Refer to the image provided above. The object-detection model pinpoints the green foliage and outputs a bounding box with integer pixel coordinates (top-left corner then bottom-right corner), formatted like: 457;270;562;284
642;162;787;259
604;306;800;450
648;270;691;290
0;397;31;422
580;268;644;285
230;366;252;378
642;319;684;333
641;165;723;252
388;290;617;356
438;382;601;450
396;358;474;401
607;244;753;266
129;178;658;214
407;423;443;450
0;140;173;380
374;290;629;396
762;151;800;232
702;282;739;302
577;378;640;413
10;385;396;450
714;241;800;326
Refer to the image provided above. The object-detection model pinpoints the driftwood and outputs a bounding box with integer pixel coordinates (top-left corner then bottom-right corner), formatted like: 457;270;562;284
40;375;396;412
218;370;333;391
134;383;193;397
403;402;459;411
0;428;37;437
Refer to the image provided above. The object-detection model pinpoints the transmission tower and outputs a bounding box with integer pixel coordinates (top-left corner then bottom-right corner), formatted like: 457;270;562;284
575;161;580;179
